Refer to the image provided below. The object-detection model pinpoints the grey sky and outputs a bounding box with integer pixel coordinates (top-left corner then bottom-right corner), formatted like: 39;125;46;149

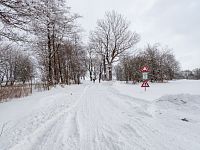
67;0;200;70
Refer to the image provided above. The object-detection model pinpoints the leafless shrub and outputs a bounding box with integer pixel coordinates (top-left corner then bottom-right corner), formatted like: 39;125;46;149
34;83;48;92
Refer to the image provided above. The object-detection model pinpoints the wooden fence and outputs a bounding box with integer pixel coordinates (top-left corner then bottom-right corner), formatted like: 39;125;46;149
0;83;48;102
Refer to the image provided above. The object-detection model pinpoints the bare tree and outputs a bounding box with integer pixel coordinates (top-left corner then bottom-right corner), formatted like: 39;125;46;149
31;0;82;87
193;68;200;80
0;44;34;85
90;11;140;80
0;0;32;41
15;54;34;84
115;44;180;82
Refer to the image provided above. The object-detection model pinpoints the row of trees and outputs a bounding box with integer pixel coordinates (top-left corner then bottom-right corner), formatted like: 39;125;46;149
86;12;181;83
115;44;180;82
0;0;87;87
0;44;33;86
31;0;87;86
178;69;200;80
0;0;195;89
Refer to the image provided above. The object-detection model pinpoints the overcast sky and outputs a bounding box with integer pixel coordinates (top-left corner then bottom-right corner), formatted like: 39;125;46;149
67;0;200;70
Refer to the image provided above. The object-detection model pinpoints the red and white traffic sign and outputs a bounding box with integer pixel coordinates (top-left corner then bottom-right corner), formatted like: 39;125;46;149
140;66;149;72
141;80;150;91
141;80;150;87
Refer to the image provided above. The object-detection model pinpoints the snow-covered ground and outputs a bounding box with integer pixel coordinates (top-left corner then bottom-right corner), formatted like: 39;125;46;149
0;80;200;150
113;79;200;101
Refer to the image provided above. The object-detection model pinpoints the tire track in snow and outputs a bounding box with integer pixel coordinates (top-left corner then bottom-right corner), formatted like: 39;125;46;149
74;83;152;149
9;110;67;150
27;85;90;150
84;82;170;149
2;85;90;150
1;81;190;150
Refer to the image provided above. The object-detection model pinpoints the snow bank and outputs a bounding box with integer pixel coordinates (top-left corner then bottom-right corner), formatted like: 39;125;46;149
151;94;200;149
113;79;200;101
155;94;200;122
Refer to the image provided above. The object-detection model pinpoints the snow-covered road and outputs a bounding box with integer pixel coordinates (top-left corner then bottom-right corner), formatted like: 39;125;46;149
0;81;200;150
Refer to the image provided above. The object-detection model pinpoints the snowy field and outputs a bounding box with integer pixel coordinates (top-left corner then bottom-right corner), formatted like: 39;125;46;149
0;80;200;150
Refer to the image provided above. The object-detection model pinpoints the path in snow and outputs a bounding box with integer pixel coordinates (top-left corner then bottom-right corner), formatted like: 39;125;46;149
0;81;200;150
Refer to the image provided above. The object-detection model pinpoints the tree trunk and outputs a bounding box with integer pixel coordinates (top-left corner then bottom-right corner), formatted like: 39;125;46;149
99;63;102;83
103;55;107;80
108;64;112;80
58;55;63;83
52;27;59;84
47;26;52;87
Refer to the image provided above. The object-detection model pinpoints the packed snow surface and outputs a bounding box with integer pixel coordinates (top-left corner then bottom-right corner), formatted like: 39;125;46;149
0;80;200;150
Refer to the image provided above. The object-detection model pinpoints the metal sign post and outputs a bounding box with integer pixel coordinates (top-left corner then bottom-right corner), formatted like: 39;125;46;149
140;66;150;91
